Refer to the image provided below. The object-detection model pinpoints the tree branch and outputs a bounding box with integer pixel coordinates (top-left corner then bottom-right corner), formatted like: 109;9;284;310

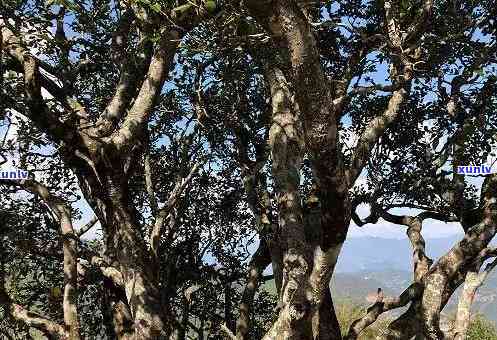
76;215;99;237
93;10;152;137
346;87;409;187
0;289;65;338
1;24;82;145
0;178;81;338
1;22;86;121
111;32;178;150
78;255;124;288
144;149;159;216
220;323;237;340
345;283;423;340
150;161;202;259
236;239;271;340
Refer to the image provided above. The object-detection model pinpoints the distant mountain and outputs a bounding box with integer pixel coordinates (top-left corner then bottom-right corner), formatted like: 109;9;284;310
332;269;411;299
332;236;497;324
262;236;497;324
331;269;497;324
335;236;463;273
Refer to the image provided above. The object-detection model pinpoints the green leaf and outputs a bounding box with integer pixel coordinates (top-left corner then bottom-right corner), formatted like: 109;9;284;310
150;2;162;13
204;0;216;13
148;33;161;43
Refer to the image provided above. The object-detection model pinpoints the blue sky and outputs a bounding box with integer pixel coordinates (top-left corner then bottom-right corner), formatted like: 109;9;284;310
0;111;478;240
1;5;495;242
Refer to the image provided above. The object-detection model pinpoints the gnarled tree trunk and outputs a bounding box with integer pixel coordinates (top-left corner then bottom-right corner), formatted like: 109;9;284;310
381;175;497;340
72;150;170;339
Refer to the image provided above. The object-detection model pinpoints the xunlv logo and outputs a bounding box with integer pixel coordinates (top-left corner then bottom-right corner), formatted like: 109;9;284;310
0;169;29;180
456;165;493;174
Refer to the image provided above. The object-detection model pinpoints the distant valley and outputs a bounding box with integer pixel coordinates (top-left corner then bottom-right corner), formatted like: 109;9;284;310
334;236;497;324
263;236;497;324
331;268;497;324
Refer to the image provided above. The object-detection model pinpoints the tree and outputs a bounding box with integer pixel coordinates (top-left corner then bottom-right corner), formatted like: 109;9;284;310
1;0;221;337
238;0;434;338
1;0;496;339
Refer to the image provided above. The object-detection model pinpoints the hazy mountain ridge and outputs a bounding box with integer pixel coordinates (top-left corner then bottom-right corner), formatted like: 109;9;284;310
262;236;497;323
335;235;466;273
333;236;497;324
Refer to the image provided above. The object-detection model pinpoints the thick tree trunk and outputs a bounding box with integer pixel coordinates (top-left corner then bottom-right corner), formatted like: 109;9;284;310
418;272;447;339
248;1;350;333
263;63;313;340
72;150;170;339
102;277;134;340
262;60;345;340
3;11;213;340
312;287;342;340
107;195;169;339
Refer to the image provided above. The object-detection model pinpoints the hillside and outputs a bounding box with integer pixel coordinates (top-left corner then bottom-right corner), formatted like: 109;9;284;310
262;236;497;324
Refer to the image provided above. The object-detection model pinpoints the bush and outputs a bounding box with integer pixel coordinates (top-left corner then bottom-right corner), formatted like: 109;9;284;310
467;315;497;340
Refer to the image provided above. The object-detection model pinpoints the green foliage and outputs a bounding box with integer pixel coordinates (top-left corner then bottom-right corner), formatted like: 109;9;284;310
133;0;165;13
467;315;497;340
204;0;217;13
336;299;391;340
1;0;497;338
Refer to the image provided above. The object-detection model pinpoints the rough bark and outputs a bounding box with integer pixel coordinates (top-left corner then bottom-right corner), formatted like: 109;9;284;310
11;26;176;339
263;62;311;340
380;302;422;340
345;284;423;340
77;165;169;339
246;3;347;337
244;0;419;337
453;259;497;340
1;6;214;339
102;277;135;340
59;210;82;340
453;271;482;340
379;175;497;340
110;32;178;150
0;294;65;339
380;267;470;340
418;176;497;339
